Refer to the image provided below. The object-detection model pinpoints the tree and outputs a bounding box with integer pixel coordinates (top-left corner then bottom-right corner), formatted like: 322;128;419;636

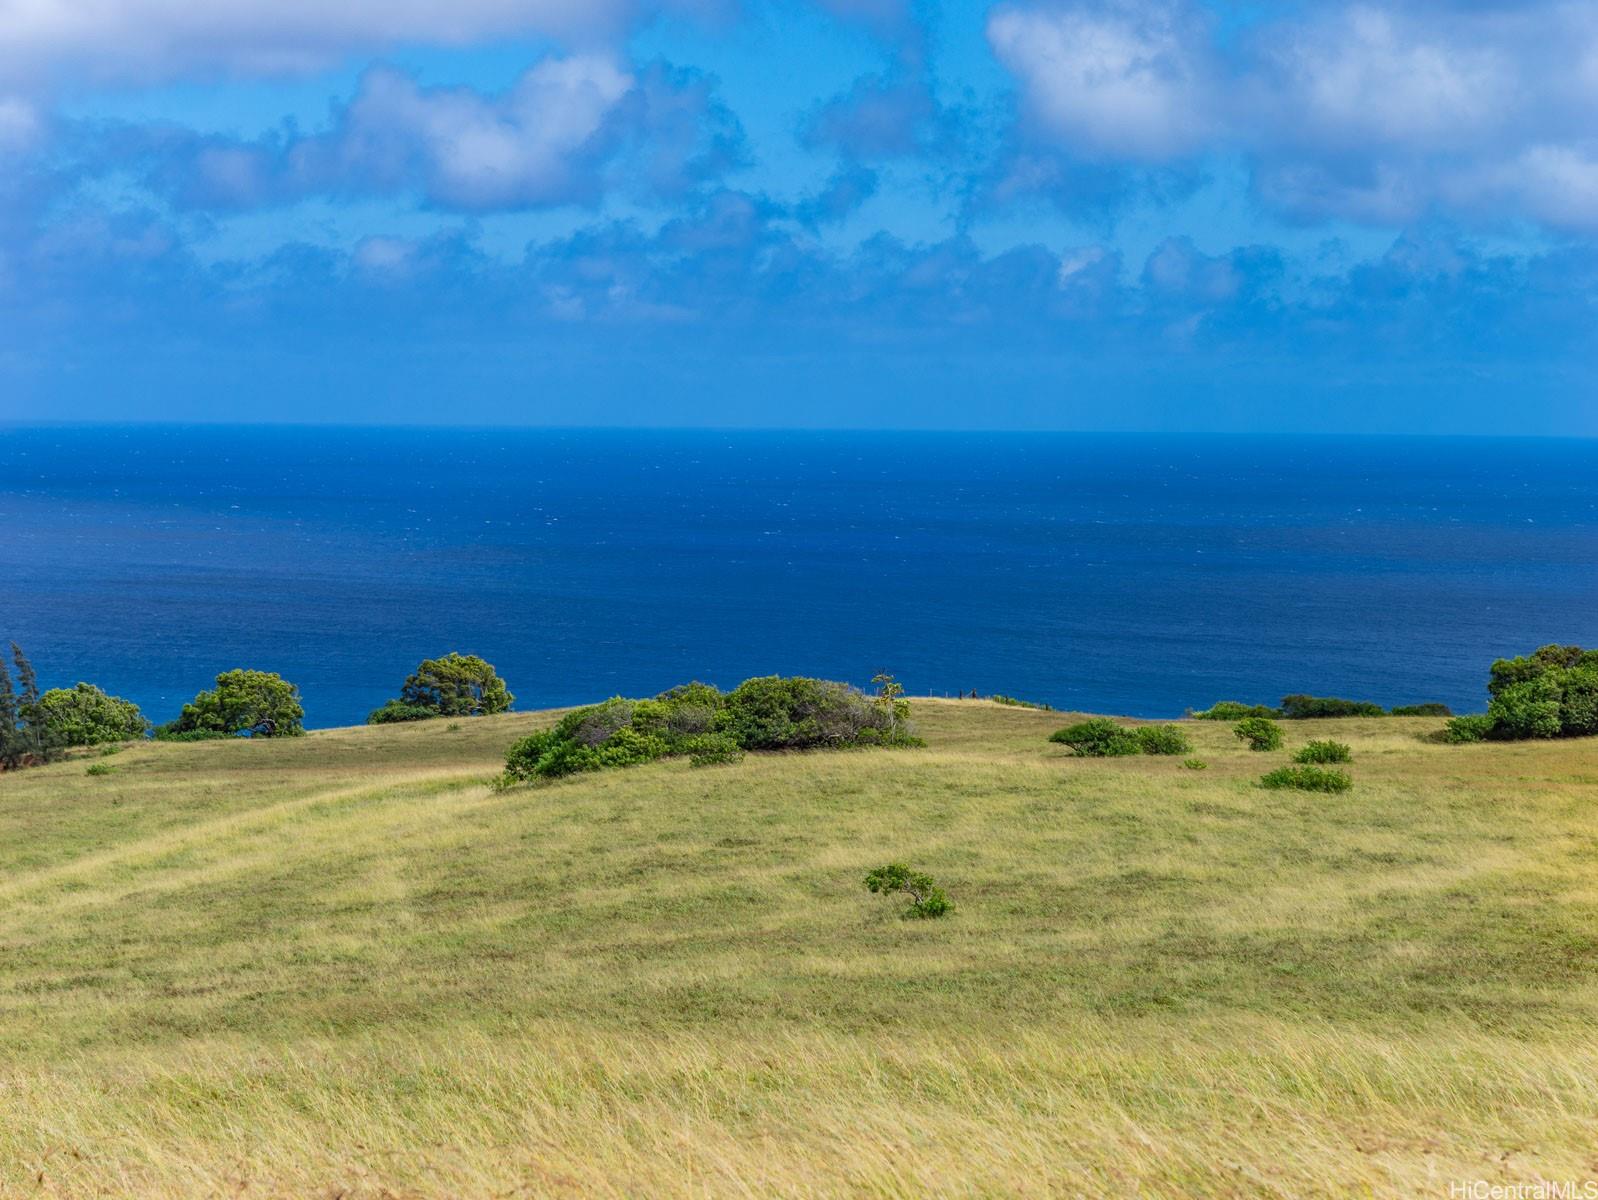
0;653;18;770
864;863;951;918
396;653;513;718
169;669;305;737
872;672;908;732
39;683;150;746
2;644;64;767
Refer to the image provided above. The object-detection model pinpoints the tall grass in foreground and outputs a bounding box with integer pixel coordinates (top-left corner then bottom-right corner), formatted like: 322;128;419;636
1;701;1595;1197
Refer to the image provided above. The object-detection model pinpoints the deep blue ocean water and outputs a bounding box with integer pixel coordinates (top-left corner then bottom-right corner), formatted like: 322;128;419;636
2;426;1595;729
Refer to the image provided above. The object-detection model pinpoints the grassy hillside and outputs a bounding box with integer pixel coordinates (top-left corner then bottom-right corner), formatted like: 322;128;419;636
2;701;1596;1197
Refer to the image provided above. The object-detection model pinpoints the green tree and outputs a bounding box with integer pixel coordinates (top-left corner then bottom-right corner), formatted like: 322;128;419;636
396;653;514;717
40;683;150;746
0;653;19;770
864;863;951;919
169;669;305;737
10;643;63;764
872;672;909;732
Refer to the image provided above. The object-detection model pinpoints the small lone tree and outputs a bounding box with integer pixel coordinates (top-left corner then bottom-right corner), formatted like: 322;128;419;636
872;672;908;733
864;863;950;918
397;653;514;718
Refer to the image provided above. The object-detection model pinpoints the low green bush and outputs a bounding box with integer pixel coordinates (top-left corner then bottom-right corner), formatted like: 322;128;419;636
1182;758;1208;770
152;727;231;742
1443;714;1495;744
864;863;950;919
84;762;113;776
367;700;438;725
1134;724;1192;755
1233;716;1284;752
1193;701;1279;721
1391;702;1452;717
1279;694;1385;719
684;733;744;767
1049;718;1140;757
1294;739;1352;764
1260;765;1352;793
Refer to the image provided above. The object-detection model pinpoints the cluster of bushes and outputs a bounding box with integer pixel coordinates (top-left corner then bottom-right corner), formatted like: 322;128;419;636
1231;716;1355;791
1194;695;1451;720
1441;644;1598;744
502;675;920;782
368;653;513;724
1049;718;1191;757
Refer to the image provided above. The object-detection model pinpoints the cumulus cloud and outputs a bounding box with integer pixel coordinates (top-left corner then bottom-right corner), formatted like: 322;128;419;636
114;56;743;212
988;0;1598;231
0;0;652;86
988;1;1216;160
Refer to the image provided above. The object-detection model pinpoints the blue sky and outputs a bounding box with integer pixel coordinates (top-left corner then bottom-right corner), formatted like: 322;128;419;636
1;0;1595;432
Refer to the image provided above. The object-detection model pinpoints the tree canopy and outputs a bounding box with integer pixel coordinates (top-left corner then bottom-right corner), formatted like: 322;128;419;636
39;682;149;745
395;653;514;718
168;669;305;738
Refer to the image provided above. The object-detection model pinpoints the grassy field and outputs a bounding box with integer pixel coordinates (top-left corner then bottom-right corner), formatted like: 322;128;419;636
2;700;1597;1198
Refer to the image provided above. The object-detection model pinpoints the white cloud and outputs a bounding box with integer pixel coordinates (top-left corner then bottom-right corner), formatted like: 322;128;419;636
308;56;634;209
0;0;642;85
988;1;1214;160
123;54;738;212
989;0;1598;232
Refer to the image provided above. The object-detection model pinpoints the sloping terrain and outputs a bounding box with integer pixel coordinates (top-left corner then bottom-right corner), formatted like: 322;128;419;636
2;702;1596;1197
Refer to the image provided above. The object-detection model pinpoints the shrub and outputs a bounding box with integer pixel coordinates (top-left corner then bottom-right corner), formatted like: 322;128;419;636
1134;724;1192;755
1233;716;1283;751
1464;645;1598;742
39;683;149;746
717;676;913;751
389;652;513;718
84;762;113;776
1488;676;1562;740
1049;718;1140;757
1193;701;1279;721
367;700;437;725
152;727;231;742
1279;694;1385;719
1294;739;1352;764
1260;765;1352;793
1391;702;1452;717
1182;758;1208;770
502;675;916;782
864;863;950;919
1443;714;1494;743
684;733;744;767
166;669;304;738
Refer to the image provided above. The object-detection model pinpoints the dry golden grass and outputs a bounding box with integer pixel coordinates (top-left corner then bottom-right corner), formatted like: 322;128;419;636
1;700;1596;1197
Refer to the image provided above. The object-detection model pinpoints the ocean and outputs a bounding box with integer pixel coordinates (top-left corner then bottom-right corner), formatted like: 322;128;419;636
3;425;1595;729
